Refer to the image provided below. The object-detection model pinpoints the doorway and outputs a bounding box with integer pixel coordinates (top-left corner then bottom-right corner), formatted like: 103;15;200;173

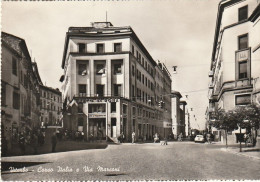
111;118;117;138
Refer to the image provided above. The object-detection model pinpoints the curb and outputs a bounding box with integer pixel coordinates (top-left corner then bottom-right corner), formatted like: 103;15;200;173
220;148;260;160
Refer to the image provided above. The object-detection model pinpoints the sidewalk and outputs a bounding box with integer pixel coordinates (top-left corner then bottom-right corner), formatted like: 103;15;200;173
221;146;260;160
2;140;108;157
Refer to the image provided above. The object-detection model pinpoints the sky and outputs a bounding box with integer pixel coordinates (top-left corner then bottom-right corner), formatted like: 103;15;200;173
1;0;220;130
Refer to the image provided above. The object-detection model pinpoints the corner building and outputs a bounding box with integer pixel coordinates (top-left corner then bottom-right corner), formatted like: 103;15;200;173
61;22;172;141
208;0;260;143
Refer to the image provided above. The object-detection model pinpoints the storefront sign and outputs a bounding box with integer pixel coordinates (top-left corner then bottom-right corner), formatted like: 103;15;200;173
88;113;106;118
163;121;172;128
236;50;249;62
77;98;120;103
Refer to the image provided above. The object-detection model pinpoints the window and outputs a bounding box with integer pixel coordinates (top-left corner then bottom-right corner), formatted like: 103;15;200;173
78;103;83;113
111;102;116;113
78;63;87;75
238;34;248;50
238;61;248;79
132;107;136;116
132;85;135;98
96;44;104;53
235;94;251;105
96;64;106;75
238;6;248;22
114;84;121;96
114;64;122;74
114;43;122;52
123;104;127;114
142;74;144;84
78;118;84;126
78;84;87;95
12;57;17;76
78;43;86;53
132;65;135;76
1;82;6;106
13;91;20;109
88;104;106;113
142;58;144;66
96;84;104;96
132;45;135;54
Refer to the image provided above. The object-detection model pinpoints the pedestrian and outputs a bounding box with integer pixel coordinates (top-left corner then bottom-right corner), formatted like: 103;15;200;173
51;132;57;152
81;131;85;141
19;132;26;155
206;133;211;144
120;132;125;143
132;132;135;144
154;133;159;143
178;133;183;141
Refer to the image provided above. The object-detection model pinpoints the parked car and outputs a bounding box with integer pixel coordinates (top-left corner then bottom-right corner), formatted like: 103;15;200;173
194;135;205;143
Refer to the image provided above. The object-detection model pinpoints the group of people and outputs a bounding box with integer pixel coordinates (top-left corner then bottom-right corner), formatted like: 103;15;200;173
18;130;45;155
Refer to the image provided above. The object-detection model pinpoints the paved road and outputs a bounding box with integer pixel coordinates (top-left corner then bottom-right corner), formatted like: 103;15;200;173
2;142;260;181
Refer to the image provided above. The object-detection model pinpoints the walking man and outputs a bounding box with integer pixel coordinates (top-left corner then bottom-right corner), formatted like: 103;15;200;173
132;132;135;144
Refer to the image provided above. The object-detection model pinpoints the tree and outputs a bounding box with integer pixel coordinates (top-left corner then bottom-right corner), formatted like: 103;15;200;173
210;109;238;148
210;104;260;147
233;104;260;146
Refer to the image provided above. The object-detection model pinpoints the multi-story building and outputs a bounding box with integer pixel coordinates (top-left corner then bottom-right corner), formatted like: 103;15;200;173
39;85;62;127
171;91;187;139
207;0;260;143
1;32;41;147
60;22;172;141
31;62;63;128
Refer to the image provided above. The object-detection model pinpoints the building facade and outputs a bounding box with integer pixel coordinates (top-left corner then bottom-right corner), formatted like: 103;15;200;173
39;85;62;127
1;32;41;147
60;22;172;142
207;0;260;143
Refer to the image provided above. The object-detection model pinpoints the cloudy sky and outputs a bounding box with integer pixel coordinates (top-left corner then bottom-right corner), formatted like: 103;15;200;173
2;0;219;130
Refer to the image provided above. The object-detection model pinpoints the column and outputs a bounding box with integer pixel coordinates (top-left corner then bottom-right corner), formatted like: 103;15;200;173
107;59;112;97
90;59;95;96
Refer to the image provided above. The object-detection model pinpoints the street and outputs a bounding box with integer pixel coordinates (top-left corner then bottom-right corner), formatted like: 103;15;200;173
2;142;260;181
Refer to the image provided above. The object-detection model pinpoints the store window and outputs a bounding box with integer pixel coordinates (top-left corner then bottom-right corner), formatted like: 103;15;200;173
88;104;106;113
